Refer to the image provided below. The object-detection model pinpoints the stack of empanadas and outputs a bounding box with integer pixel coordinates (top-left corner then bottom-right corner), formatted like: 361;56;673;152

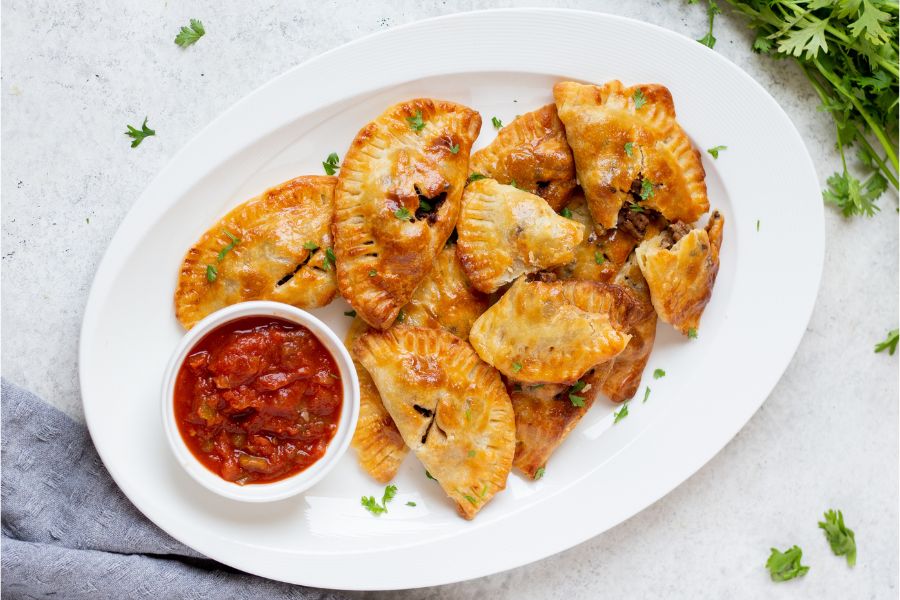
173;81;724;519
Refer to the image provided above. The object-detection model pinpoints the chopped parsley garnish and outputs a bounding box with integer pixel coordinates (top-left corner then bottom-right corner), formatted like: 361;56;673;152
465;408;471;421
450;144;460;154
632;89;647;109
594;251;606;265
569;394;585;407
818;509;856;567
629;203;645;212
653;368;666;379
491;116;503;129
368;269;376;277
624;142;634;157
425;470;437;481
687;328;698;339
560;207;573;218
534;466;545;480
303;241;319;251
396;310;406;323
511;362;523;372
406;110;425;133
467;172;487;183
479;483;488;498
217;230;240;261
874;329;899;355
323;248;336;270
697;0;719;48
613;403;629;423
361;484;398;516
418;198;433;212
322;152;340;175
174;19;205;48
467;450;476;458
640;179;655;200
394;206;412;220
707;145;727;159
642;387;651;403
463;494;478;506
206;265;217;282
343;310;356;317
766;545;810;582
406;501;416;507
571;380;586;392
124;117;155;148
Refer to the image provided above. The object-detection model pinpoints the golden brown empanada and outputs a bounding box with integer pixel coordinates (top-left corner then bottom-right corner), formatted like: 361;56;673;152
354;327;515;520
457;179;584;293
174;175;337;329
346;318;408;483
469;105;577;211
635;211;723;335
554;81;709;229
469;277;643;384
596;253;658;402
511;365;608;479
334;98;482;330
401;243;490;340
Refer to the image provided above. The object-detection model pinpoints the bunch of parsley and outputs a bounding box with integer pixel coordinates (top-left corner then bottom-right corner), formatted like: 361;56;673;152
721;0;898;217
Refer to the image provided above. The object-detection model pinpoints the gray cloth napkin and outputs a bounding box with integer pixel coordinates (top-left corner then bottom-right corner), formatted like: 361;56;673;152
1;380;350;600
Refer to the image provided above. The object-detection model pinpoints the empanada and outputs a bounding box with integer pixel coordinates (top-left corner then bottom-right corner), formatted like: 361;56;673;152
511;366;607;479
346;318;408;483
469;105;577;211
554;80;709;229
469;277;643;384
596;253;658;402
457;179;584;293
635;211;724;335
175;175;337;329
334;98;482;329
354;327;515;520
403;243;490;340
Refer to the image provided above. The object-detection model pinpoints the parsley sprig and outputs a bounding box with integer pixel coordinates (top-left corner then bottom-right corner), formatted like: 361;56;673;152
174;19;205;48
322;152;340;175
361;484;398;516
765;545;810;582
407;110;425;133
818;509;856;567
124;118;155;148
874;328;898;355
698;0;720;48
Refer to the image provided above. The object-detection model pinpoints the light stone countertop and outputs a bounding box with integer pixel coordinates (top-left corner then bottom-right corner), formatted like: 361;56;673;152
2;1;897;598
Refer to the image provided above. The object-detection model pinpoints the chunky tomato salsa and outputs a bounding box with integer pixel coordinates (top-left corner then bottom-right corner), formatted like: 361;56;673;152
174;316;342;484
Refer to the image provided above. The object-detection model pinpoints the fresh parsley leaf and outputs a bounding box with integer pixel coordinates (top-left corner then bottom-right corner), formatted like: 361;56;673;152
571;380;586;392
534;466;545;480
594;251;606;265
766;546;810;582
687;328;698;339
174;19;205;48
467;172;487;183
752;35;772;54
360;495;386;515
396;309;405;323
818;509;856;567
569;394;585;407
406;501;417;507
491;116;503;129
653;368;666;379
613;403;629;423
206;264;217;282
629;203;645;213
640;179;655;200
450;143;460;154
322;247;336;270
707;145;727;159
394;206;412;220
824;170;886;217
406;110;425;133
381;484;397;506
463;494;478;506
217;230;240;261
874;329;899;355
303;241;319;251
560;207;573;218
643;386;651;403
632;89;647;109
511;362;523;372
343;310;356;317
624;141;634;157
697;0;719;48
368;269;376;277
467;450;476;458
322;152;340;175
124;117;155;148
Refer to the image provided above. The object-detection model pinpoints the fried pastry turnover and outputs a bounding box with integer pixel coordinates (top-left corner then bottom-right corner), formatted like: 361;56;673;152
553;80;709;230
469;277;643;385
334;98;482;330
635;211;724;335
174;175;337;329
457;179;584;293
354;327;515;520
469;104;577;211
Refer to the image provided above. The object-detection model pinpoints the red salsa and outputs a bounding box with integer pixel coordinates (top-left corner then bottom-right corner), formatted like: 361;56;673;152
174;316;342;485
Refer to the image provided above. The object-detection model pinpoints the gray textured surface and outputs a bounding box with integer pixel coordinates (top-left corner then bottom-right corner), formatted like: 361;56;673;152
1;1;897;598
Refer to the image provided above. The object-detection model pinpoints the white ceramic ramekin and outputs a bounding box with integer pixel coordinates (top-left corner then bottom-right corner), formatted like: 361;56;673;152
161;301;359;502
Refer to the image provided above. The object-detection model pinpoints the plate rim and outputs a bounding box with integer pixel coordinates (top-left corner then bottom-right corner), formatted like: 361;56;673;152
79;7;824;590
